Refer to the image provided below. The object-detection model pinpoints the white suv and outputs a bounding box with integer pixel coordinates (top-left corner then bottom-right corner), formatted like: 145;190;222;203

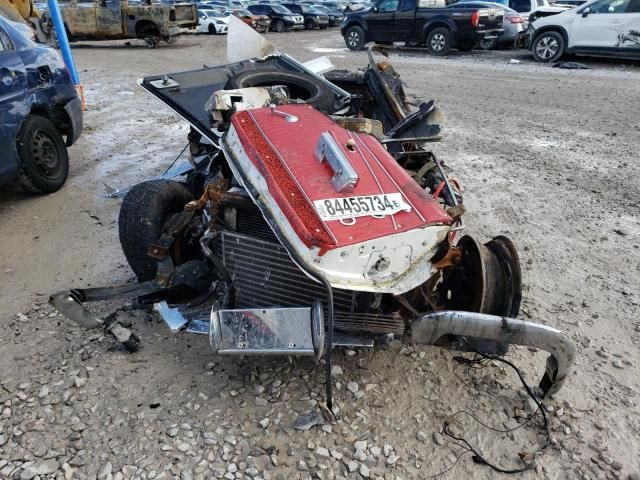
527;0;640;62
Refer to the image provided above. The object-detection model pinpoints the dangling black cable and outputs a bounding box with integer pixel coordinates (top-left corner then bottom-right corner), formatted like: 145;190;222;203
161;143;189;176
320;278;335;411
442;349;550;475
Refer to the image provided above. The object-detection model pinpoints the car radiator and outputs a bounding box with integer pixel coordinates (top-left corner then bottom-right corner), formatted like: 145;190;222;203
217;228;405;336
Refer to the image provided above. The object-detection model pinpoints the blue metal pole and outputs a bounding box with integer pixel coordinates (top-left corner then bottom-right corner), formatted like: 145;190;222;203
45;0;80;85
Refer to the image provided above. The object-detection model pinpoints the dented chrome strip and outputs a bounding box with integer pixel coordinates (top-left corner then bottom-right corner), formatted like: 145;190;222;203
410;311;576;398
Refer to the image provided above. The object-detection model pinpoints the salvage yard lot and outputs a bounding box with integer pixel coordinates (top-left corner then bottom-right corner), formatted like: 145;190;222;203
1;30;639;479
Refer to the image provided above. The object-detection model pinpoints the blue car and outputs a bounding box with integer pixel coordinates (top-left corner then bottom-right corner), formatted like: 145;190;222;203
0;16;82;194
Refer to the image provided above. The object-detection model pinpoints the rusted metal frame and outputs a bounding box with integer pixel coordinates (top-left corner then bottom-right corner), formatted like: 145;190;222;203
432;152;459;208
366;45;409;123
431;245;462;269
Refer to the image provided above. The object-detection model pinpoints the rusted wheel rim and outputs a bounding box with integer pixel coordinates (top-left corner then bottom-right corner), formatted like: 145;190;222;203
442;235;522;318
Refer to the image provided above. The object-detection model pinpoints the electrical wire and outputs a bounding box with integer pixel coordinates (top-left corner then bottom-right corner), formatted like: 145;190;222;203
161;143;189;176
320;278;335;412
426;444;470;479
440;349;550;475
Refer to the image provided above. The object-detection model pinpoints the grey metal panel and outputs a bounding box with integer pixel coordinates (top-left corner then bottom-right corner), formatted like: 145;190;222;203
220;231;354;310
217;230;405;336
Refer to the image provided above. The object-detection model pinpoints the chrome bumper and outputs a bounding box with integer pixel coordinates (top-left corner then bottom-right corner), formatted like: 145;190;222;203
154;302;325;359
409;311;576;398
53;284;574;398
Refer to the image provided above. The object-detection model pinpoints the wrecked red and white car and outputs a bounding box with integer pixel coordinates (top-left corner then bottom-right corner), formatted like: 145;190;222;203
51;18;575;410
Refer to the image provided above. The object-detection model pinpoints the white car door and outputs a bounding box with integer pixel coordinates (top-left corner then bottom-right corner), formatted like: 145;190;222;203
615;0;640;51
569;0;632;48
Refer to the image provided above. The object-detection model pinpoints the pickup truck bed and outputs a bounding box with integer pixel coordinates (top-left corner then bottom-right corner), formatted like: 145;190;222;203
341;0;504;55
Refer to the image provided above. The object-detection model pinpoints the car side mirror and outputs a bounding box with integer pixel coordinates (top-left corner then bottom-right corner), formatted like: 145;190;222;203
581;6;590;16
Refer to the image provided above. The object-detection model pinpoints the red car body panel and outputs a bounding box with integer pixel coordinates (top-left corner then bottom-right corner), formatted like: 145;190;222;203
231;104;451;253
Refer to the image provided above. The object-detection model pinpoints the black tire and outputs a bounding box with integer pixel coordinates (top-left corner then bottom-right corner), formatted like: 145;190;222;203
426;27;451;56
16;115;69;194
208;23;216;34
118;179;194;281
531;30;565;63
225;68;335;112
478;36;498;50
456;40;475;51
305;19;314;30
274;20;285;32
344;25;365;50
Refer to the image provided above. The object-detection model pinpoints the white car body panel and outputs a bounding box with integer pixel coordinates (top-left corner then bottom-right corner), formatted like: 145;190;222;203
531;0;640;53
569;11;627;47
196;10;230;34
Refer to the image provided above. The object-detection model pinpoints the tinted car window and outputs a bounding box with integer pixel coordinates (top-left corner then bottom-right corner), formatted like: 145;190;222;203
0;27;13;51
590;0;630;11
627;0;640;11
271;4;292;12
508;0;530;10
378;0;399;10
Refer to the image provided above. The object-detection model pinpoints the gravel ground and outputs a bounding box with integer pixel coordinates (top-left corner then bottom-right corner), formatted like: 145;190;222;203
0;30;639;480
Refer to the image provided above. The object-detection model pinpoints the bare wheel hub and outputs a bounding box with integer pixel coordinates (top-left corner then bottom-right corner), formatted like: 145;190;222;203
441;235;522;318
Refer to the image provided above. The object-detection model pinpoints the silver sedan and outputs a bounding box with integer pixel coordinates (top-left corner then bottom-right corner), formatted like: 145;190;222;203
452;0;526;49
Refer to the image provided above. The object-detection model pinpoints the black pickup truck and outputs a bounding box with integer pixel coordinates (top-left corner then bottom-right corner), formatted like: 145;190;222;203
340;0;504;55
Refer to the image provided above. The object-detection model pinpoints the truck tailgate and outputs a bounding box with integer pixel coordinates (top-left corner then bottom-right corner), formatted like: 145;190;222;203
476;7;504;31
173;3;198;27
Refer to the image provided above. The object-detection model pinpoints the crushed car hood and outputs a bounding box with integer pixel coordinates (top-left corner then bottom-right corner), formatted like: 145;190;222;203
226;104;451;251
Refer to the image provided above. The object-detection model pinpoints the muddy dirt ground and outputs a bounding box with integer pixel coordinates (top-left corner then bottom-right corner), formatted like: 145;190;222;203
1;30;639;480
